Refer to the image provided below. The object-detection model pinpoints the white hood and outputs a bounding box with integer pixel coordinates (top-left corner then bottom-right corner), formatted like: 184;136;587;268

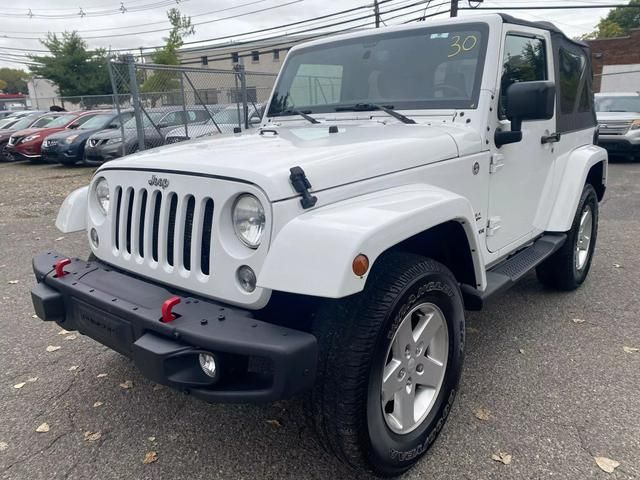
104;122;482;201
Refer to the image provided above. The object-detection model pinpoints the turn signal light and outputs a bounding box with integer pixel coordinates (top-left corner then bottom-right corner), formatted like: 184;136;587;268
352;254;369;277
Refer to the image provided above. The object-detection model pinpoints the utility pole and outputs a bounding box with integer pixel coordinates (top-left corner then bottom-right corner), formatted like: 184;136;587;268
374;0;380;27
450;0;459;17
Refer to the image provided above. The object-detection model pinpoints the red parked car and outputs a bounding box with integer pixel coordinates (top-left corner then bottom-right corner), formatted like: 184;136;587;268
5;111;106;162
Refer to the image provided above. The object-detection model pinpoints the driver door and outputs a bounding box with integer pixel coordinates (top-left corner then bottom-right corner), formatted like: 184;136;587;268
486;29;557;253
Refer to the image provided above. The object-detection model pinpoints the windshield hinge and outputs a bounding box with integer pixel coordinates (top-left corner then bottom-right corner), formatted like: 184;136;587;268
486;217;502;236
289;166;318;209
490;153;505;174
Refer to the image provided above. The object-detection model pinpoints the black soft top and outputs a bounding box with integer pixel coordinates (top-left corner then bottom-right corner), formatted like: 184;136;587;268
498;13;590;50
499;13;596;133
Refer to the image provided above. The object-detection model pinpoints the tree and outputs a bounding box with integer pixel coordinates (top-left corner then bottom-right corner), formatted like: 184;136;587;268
0;79;7;92
0;68;29;94
581;0;640;39
141;8;195;105
28;32;111;99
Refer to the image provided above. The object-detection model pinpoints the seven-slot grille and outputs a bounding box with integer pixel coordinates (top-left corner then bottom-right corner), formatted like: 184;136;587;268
112;186;215;276
598;120;631;135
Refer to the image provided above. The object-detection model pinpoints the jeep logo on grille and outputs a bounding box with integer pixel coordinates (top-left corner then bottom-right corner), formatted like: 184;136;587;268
148;175;169;189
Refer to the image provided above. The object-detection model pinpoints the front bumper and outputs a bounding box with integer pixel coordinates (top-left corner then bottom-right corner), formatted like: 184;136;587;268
5;143;42;161
42;144;82;163
31;251;317;403
84;143;124;162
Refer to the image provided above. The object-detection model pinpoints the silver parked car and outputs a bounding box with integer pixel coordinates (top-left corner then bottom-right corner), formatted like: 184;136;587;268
165;104;264;144
595;92;640;159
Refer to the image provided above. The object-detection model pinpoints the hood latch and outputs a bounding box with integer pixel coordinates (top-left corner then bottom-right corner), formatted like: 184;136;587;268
289;166;318;209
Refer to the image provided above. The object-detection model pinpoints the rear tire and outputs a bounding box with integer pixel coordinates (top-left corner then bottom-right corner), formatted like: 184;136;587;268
305;252;465;476
536;183;598;290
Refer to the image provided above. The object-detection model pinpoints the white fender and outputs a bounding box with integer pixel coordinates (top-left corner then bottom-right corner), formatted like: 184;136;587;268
258;184;485;298
55;186;88;233
546;145;607;232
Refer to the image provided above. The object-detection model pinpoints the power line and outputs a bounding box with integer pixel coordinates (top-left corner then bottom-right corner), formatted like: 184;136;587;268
0;0;305;40
180;0;437;58
179;1;450;65
1;0;271;35
0;0;190;19
460;3;640;10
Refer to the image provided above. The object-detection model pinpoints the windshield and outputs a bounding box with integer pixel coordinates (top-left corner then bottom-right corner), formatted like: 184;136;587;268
595;96;640;113
12;115;44;130
46;114;77;128
78;114;113;130
0;118;17;129
123;112;165;129
268;24;488;116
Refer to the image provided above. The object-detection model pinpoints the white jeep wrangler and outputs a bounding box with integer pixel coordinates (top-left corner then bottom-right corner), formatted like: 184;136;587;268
32;14;607;476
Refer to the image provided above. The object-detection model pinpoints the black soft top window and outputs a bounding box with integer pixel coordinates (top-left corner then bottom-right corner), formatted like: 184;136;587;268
551;32;597;133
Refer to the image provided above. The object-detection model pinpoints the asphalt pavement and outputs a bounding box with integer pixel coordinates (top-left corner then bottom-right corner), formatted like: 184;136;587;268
0;158;639;480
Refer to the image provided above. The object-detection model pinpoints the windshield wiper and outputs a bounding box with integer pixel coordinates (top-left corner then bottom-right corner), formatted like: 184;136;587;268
280;109;320;124
335;103;416;124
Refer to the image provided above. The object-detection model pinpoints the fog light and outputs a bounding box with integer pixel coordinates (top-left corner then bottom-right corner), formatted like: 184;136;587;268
90;228;99;248
237;265;257;292
199;353;217;378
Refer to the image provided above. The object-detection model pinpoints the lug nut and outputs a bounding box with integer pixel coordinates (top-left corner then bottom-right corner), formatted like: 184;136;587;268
397;368;406;380
416;364;424;374
405;344;411;359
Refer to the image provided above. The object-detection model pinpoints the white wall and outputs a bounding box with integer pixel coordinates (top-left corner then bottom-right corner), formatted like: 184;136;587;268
600;64;640;93
27;78;60;109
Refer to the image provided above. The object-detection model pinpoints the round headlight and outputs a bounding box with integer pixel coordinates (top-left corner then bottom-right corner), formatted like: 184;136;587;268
232;194;265;248
95;177;110;215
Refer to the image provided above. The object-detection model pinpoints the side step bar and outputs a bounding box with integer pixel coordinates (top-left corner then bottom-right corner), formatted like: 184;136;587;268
461;233;567;311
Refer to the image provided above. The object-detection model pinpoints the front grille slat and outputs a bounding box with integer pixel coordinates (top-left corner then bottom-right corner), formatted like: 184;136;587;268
125;189;135;255
166;193;178;267
150;191;162;262
200;199;214;276
183;196;196;271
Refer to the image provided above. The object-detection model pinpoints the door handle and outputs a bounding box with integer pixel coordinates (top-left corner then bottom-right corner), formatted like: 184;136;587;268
541;132;561;144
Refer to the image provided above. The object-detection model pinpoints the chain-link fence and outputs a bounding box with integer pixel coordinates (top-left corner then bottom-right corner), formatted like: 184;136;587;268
28;94;126;112
105;56;278;158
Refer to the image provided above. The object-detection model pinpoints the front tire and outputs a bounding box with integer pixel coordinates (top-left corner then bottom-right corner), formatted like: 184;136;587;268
305;252;465;476
536;183;599;290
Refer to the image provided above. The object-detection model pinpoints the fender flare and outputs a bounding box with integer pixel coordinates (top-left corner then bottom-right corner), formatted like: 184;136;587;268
258;184;486;298
546;145;607;232
55;186;88;233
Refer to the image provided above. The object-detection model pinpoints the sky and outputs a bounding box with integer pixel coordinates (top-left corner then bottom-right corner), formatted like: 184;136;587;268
0;0;617;71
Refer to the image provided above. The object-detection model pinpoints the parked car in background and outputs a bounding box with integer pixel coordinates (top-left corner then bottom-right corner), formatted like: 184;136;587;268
595;92;640;159
6;111;106;162
0;111;47;130
165;104;264;144
0;112;64;161
84;107;211;165
42;110;134;166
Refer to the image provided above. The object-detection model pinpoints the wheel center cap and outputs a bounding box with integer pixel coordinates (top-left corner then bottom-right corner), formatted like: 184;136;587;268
407;357;416;371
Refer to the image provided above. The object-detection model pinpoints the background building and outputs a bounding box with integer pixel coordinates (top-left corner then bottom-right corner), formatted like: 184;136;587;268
587;28;640;93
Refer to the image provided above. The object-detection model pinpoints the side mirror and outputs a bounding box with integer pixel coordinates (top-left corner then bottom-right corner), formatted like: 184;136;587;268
495;80;555;147
67;123;79;130
249;116;262;126
107;123;119;129
157;123;168;129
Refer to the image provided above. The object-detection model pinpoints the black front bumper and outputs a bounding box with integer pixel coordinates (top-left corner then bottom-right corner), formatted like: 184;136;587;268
31;251;317;403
